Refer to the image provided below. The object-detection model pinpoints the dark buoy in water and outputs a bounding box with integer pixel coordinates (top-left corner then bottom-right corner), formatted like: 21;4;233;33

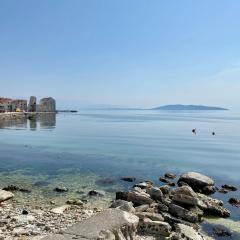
192;128;196;134
212;132;215;136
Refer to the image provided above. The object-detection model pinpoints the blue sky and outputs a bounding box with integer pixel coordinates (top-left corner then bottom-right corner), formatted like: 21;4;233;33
0;0;240;109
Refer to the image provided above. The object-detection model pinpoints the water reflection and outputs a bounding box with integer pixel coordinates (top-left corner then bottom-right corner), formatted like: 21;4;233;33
0;113;56;130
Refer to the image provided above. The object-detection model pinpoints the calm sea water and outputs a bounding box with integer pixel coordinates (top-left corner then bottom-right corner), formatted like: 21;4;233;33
0;110;240;220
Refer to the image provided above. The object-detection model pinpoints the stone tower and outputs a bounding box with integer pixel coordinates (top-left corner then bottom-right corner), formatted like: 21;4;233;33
39;97;56;112
28;96;37;112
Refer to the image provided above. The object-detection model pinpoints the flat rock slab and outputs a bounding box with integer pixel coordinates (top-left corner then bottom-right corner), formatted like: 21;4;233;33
42;209;139;240
0;189;14;202
178;172;214;190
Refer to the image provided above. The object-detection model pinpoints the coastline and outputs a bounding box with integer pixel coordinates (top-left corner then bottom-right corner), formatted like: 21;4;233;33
0;171;239;239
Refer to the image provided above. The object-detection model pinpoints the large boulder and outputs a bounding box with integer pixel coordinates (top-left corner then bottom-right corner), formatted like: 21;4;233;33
42;209;139;240
110;200;135;213
178;172;214;191
197;193;230;218
0;190;14;202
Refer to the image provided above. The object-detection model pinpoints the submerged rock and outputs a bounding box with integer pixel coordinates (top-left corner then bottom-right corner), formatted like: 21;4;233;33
222;184;238;192
88;189;106;197
3;185;31;193
120;176;136;182
54;186;68;192
213;226;232;237
0;190;14;202
159;177;175;186
228;198;240;208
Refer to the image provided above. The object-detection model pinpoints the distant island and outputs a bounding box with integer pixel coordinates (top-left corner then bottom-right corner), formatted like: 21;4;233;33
152;104;228;111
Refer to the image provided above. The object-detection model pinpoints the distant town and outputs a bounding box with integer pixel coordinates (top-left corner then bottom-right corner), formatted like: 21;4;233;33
0;96;56;113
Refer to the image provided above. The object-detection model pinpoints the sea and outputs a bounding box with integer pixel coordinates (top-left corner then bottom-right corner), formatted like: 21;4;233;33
0;110;239;237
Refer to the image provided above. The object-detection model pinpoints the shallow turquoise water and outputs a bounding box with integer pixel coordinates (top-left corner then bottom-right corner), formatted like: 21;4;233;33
0;110;240;218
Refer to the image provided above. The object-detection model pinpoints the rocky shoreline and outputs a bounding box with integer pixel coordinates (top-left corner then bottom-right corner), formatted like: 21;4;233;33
0;172;239;239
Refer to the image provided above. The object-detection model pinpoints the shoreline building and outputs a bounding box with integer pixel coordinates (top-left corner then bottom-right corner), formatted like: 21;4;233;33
0;98;12;113
38;97;56;112
11;100;28;112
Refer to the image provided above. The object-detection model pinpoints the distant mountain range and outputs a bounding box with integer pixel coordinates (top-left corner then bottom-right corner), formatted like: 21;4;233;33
152;104;228;111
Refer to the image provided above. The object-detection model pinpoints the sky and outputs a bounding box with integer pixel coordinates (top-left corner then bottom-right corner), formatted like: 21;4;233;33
0;0;240;109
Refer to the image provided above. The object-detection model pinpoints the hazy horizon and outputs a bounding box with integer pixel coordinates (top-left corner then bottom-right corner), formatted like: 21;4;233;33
1;1;240;110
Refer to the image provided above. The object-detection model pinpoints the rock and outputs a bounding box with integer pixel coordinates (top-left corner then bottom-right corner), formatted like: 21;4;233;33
171;185;197;197
162;212;199;230
169;204;200;223
66;199;84;206
12;215;35;223
213;226;232;237
110;200;135;213
164;172;177;179
127;191;154;206
0;190;14;202
197;193;230;218
22;209;29;215
13;227;28;236
228;198;240;208
201;185;217;194
134;181;152;189
88;189;106;197
116;191;128;201
120;176;136;182
172;223;205;240
159;177;175;186
218;188;229;194
138;218;171;237
147;187;163;201
96;178;116;186
135;204;149;212
136;212;164;221
157;202;169;212
222;184;238;191
172;194;198;207
54;186;68;192
43;209;139;240
2;185;31;193
178;172;214;191
51;205;70;214
159;185;171;195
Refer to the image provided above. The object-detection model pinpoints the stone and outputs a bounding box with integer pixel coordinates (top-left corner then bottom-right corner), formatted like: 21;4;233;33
120;176;136;182
135;204;149;212
159;177;175;186
147;187;163;201
228;198;240;208
12;215;35;223
222;184;238;191
54;186;68;192
169;204;200;223
136;212;164;221
66;199;84;206
127;191;154;206
43;209;139;240
171;185;197;197
164;172;177;179
172;194;198;207
197;193;230;218
157;202;169;212
51;205;70;214
178;172;214;191
3;185;30;192
138;218;171;237
134;181;153;189
172;223;205;240
0;190;14;202
110;200;135;213
201;185;217;194
96;178;116;186
213;226;232;237
22;209;29;215
159;185;171;195
88;189;106;197
13;227;28;236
